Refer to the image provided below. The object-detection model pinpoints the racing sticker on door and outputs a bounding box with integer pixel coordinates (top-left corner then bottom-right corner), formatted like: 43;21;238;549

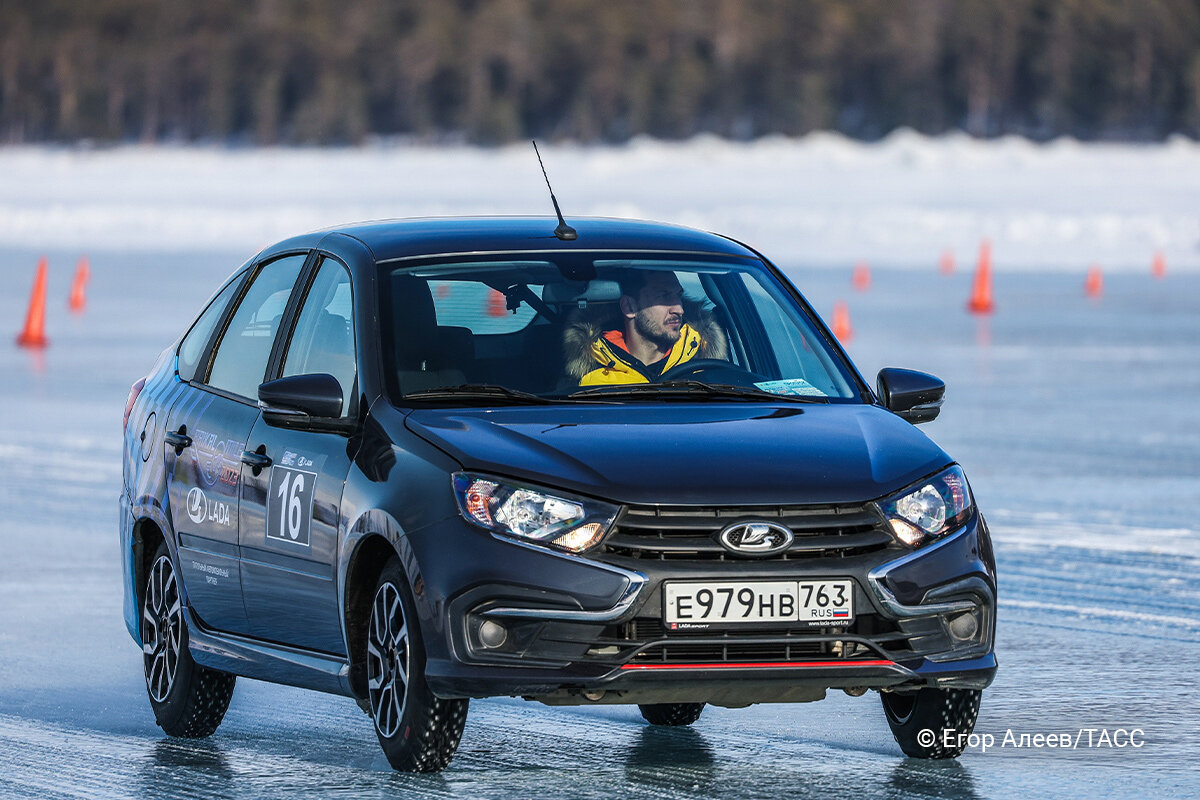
267;465;317;547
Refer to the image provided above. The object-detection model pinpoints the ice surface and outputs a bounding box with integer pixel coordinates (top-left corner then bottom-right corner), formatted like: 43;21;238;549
0;132;1199;270
0;143;1198;797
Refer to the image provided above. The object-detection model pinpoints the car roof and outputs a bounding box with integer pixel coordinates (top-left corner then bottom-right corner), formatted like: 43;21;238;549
261;216;761;264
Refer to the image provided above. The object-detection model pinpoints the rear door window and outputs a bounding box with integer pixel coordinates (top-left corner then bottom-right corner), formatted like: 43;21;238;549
178;271;246;382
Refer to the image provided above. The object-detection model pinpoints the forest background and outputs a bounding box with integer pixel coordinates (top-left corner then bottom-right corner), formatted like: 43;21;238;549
3;0;1198;146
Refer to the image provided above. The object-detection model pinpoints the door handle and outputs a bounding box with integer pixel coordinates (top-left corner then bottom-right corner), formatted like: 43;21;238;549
240;448;272;471
165;429;191;452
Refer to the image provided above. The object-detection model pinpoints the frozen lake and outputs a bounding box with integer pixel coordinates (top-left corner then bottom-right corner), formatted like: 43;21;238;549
0;245;1198;799
2;133;1199;271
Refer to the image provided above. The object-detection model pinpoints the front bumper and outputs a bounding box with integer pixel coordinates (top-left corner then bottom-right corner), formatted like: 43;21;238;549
419;511;996;704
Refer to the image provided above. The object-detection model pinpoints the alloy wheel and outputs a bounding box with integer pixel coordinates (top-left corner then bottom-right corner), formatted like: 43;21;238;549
367;582;410;738
142;555;183;703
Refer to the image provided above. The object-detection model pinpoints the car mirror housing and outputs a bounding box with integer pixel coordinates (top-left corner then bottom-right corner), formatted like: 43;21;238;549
258;373;344;422
876;367;945;424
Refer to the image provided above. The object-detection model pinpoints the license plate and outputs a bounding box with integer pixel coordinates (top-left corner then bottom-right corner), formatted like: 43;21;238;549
663;580;854;628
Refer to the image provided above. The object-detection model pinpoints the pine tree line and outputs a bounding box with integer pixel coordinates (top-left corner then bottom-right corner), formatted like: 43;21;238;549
2;0;1198;145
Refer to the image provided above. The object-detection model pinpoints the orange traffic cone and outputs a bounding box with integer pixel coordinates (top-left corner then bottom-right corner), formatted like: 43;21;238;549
967;239;995;314
832;300;853;342
852;261;871;291
1084;265;1103;298
68;256;90;313
16;257;50;348
1152;250;1166;279
486;289;508;317
939;249;955;275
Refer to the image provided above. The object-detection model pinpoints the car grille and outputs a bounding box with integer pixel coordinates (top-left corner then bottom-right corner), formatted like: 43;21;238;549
600;503;895;561
594;614;909;665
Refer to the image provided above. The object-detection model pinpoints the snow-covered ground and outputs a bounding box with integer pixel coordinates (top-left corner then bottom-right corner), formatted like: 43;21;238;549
1;132;1199;271
0;141;1197;798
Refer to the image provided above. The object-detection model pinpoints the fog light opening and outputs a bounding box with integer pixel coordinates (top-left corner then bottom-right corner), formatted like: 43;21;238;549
947;610;980;642
478;620;508;649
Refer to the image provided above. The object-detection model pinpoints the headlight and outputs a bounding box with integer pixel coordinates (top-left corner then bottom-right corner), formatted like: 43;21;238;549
452;473;618;553
877;465;973;547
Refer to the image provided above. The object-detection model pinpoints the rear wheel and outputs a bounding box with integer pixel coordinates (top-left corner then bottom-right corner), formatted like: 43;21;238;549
639;702;705;726
367;558;468;772
141;541;235;738
881;688;981;758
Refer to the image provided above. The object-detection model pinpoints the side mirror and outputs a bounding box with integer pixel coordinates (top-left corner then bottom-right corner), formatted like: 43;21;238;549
259;373;343;422
877;368;944;424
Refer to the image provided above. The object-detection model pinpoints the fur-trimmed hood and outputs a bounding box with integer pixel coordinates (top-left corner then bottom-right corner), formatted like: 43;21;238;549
563;299;729;380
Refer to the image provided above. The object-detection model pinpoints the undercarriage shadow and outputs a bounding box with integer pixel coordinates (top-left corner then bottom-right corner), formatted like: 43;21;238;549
624;725;718;790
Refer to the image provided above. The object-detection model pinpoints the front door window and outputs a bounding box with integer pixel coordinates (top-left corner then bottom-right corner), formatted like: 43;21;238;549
207;254;306;400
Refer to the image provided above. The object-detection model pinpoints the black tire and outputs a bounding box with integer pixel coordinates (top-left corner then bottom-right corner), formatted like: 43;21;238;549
881;688;982;759
639;702;706;726
141;541;235;738
367;558;469;772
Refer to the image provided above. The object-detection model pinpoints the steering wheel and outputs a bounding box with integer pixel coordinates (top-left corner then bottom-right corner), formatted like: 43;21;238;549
658;359;765;386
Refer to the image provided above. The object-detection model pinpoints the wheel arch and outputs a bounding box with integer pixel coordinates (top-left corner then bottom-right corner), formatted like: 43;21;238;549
343;533;400;699
132;516;167;619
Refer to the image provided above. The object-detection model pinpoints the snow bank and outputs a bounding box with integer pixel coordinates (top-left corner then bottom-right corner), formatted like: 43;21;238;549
2;130;1198;270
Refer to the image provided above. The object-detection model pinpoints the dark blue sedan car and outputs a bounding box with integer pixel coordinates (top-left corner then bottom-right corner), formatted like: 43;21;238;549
121;216;996;771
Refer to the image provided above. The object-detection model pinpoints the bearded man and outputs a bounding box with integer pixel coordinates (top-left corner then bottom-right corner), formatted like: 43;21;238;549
564;271;728;386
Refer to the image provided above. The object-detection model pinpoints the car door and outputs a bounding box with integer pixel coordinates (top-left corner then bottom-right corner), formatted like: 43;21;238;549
238;255;358;654
165;253;309;635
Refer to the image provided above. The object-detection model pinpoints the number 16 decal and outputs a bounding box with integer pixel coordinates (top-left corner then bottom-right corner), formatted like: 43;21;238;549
267;466;316;547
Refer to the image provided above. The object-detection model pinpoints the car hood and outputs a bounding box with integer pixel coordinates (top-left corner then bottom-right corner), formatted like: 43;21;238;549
403;403;951;506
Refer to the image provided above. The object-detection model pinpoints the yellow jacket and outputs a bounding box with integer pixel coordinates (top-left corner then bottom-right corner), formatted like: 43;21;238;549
578;325;704;385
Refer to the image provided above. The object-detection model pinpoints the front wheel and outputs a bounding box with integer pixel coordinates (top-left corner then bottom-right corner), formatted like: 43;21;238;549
141;541;236;738
639;702;705;726
367;558;468;772
881;688;982;758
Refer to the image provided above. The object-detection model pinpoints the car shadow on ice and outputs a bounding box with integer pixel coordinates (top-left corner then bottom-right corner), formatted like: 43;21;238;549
138;740;234;796
135;732;457;797
619;724;981;800
886;760;980;800
623;726;717;790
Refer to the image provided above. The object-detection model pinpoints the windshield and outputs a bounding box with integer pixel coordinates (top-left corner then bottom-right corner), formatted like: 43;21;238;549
378;254;863;403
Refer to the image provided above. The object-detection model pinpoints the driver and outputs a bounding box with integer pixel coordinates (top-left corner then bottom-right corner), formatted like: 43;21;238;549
564;270;728;386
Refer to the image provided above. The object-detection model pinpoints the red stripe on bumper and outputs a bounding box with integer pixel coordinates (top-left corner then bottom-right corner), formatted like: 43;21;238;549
619;659;896;671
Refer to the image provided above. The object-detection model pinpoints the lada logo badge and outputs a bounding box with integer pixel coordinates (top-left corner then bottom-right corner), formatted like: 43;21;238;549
717;521;794;557
186;486;207;525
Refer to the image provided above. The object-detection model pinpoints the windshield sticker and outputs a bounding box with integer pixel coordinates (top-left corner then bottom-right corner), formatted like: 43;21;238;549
753;378;828;397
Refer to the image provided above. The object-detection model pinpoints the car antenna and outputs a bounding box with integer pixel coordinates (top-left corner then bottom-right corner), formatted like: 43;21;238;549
532;140;577;241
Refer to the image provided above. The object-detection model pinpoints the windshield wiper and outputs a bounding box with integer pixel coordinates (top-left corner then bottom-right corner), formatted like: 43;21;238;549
567;380;830;403
403;383;557;404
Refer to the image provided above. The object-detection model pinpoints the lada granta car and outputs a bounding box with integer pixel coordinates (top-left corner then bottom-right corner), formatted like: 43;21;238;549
120;216;996;771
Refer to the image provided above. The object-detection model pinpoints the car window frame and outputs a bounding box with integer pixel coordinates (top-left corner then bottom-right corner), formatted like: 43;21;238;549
193;250;317;406
175;266;252;381
752;257;875;403
266;253;360;421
